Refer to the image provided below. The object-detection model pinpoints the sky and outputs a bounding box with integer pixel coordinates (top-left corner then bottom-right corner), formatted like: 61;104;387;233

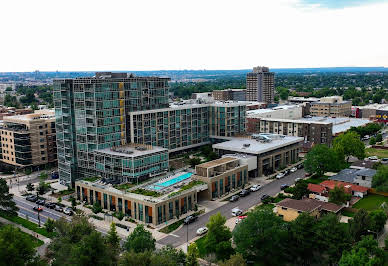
0;0;387;71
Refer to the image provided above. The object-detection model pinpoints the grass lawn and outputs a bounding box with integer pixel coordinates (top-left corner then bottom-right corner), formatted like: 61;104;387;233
254;203;275;211
353;194;388;211
341;210;356;217
366;148;388;159
305;175;329;185
195;236;207;258
0;211;56;238
0;223;44;248
159;219;184;234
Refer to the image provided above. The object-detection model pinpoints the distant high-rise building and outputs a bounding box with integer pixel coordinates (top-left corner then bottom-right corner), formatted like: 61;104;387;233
246;66;274;103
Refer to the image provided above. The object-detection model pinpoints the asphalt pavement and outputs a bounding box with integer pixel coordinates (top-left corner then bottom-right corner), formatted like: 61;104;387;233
157;169;306;247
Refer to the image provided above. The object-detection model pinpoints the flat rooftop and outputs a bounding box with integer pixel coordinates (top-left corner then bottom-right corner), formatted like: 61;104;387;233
95;144;167;157
3;110;55;122
300;117;370;135
212;135;303;155
196;157;237;169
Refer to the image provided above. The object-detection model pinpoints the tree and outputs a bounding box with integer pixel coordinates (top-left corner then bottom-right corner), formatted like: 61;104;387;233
372;165;388;192
291;180;309;200
233;208;288;265
368;209;387;233
119;251;151;266
37;181;50;195
219;254;247;266
150;245;186;266
106;223;120;250
329;186;351;205
124;224;155;253
315;214;352;264
370;137;377;145
376;134;383;143
92;201;102;214
304;144;339;176
189;157;201;168
70;196;76;210
0;179;18;216
48;215;115;266
26;183;34;192
339;236;384;266
187;243;199;266
334;131;365;162
204;212;234;261
349;209;370;242
45;218;56;233
289;213;318;265
0;225;43;266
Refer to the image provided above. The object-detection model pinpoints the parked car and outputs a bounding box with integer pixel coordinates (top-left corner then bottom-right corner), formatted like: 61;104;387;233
283;170;290;176
64;207;73;216
33;206;43;212
250;184;262;192
290;167;297;173
36;199;45;205
276;173;285;179
297;164;304;169
260;194;270;201
235;215;247;224
295;178;302;183
232;208;243;216
26;195;38;202
55;205;63;212
280;184;289;190
196;227;208;236
239;189;250;197
368;156;379;162
382;158;388;164
45;202;56;209
305;172;312;177
184;215;198;225
229;195;240;202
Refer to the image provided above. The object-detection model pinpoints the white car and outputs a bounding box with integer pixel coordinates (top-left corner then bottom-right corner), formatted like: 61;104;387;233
290;167;297;173
232;208;243;216
63;207;73;216
276;173;285;179
295;177;302;183
196;227;208;236
368;156;379;161
250;184;262;192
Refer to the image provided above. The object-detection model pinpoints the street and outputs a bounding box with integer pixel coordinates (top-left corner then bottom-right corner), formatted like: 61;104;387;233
157;169;306;247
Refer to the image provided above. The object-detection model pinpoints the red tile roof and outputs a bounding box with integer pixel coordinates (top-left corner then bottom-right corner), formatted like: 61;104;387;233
308;183;326;194
320;180;368;193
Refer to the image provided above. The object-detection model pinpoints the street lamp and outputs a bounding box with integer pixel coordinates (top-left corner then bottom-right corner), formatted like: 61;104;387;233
36;191;41;227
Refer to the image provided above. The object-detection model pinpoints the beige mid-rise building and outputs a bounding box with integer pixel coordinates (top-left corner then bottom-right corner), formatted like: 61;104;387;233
246;66;274;103
0;110;56;168
310;96;351;117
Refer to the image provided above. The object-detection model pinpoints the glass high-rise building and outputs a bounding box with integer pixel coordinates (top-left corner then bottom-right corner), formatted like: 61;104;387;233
53;72;170;185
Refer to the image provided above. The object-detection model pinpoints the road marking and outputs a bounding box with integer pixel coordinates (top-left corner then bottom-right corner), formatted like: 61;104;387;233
170;234;180;238
17;205;71;222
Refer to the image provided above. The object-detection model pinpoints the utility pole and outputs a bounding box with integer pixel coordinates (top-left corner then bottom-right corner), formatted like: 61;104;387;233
36;192;41;227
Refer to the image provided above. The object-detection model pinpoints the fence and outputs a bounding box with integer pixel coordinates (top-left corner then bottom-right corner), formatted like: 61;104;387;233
369;188;388;197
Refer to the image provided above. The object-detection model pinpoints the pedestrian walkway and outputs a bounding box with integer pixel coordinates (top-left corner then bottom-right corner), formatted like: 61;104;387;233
0;216;51;256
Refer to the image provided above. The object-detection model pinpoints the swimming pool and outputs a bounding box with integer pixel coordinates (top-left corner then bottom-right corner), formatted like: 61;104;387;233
149;172;193;190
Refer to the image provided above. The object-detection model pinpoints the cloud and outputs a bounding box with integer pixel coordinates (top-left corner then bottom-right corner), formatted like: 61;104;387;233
298;0;388;9
0;0;387;71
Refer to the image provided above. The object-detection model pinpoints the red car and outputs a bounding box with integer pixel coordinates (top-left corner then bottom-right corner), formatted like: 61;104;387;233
33;206;43;212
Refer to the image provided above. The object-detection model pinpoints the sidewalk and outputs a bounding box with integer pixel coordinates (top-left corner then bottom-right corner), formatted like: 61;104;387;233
0;216;51;256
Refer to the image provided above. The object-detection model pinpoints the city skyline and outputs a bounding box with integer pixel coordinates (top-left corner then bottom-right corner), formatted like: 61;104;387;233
0;0;387;71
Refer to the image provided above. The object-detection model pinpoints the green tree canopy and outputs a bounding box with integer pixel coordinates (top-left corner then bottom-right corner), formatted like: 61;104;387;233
339;236;384;266
204;212;234;261
368;209;387;233
233;208;288;265
124;224;155;253
372;165;388;192
187;243;199;266
48;215;116;266
219;253;247;266
304;144;340;176
329;186;351;205
0;225;43;266
0;178;19;216
349;209;370;242
334;131;365;162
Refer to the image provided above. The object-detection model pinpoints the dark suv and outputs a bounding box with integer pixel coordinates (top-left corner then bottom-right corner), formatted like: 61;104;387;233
184;215;198;225
261;194;270;201
239;189;250;197
26;195;38;202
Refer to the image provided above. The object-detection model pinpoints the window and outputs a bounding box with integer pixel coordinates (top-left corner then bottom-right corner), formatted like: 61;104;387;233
40;145;44;148
40;139;44;142
40;132;44;135
42;157;46;160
